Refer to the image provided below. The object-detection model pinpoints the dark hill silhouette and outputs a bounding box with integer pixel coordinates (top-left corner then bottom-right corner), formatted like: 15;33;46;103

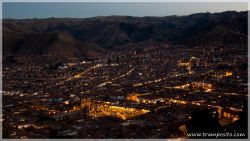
3;11;248;62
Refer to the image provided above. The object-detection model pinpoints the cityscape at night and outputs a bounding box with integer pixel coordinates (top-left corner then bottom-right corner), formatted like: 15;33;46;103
2;2;248;139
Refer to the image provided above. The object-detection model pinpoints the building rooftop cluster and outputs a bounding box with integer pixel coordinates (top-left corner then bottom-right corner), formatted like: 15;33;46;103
3;43;248;138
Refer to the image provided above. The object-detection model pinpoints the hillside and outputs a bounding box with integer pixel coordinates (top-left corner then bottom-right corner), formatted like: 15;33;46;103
3;11;248;62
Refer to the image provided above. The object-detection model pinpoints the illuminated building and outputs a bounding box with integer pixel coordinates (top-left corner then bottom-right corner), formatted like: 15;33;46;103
80;98;149;120
191;82;214;90
189;57;197;67
225;71;233;76
126;93;139;102
64;101;69;105
178;61;189;67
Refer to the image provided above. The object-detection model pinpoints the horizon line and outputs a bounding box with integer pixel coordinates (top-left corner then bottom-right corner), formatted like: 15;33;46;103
2;10;248;20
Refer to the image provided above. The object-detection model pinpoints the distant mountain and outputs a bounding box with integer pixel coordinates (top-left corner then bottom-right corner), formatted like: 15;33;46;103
3;11;248;62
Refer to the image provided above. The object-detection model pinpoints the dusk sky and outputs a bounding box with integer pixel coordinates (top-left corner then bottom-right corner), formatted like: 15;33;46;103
3;2;248;19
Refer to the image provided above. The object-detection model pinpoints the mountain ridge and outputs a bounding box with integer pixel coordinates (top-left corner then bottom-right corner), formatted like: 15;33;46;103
3;10;248;62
